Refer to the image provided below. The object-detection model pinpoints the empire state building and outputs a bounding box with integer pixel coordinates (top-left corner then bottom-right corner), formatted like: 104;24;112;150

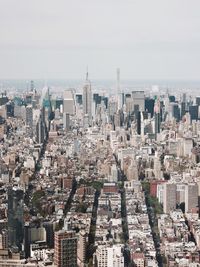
83;71;92;124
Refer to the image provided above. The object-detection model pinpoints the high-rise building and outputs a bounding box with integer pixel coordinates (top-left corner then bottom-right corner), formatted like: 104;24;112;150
185;183;198;213
25;105;33;127
163;183;176;213
145;98;155;118
76;94;83;105
8;186;24;250
63;89;75;115
94;244;124;267
63;113;70;130
181;102;186;118
77;230;87;267
0;229;8;250
189;105;198;121
117;68;123;110
54;230;77;267
132;91;145;112
196;96;200;106
169;102;180;121
136;111;141;135
35;115;45;144
83;72;92;124
154;98;160;139
30;80;34;92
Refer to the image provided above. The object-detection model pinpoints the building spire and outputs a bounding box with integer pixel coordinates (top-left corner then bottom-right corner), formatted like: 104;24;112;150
86;66;89;81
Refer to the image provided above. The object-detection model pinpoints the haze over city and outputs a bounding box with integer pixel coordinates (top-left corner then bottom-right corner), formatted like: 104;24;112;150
0;0;200;80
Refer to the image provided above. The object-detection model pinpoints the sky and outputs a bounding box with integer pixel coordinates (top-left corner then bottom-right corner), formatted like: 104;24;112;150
0;0;200;80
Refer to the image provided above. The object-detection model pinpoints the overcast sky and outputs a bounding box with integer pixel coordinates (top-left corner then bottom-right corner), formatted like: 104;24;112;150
0;0;200;80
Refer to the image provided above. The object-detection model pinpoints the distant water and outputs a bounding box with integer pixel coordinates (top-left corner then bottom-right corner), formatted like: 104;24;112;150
0;79;200;95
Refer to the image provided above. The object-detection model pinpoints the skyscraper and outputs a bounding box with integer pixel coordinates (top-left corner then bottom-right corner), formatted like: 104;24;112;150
163;183;176;213
185;183;198;213
145;97;155;118
63;89;75;115
54;230;77;267
36;115;45;144
132;91;145;112
83;72;92;124
8;186;24;250
77;230;87;267
154;97;161;139
189;105;198;121
117;68;123;110
136;111;141;135
25;105;33;127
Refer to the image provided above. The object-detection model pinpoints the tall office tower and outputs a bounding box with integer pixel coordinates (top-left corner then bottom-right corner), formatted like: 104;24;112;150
63;113;70;130
76;94;83;105
8;186;24;250
114;111;121;129
185;183;198;213
108;100;118;117
170;103;181;122
196;96;200;106
145;98;155;118
83;72;92;124
189;105;198;121
54;230;77;267
35;114;45;144
94;244;124;267
181;102;186;118
117;68;122;110
25;105;33;127
163;183;176;213
169;95;175;102
154;98;160;139
63;89;75;115
136;111;141;135
0;229;8;250
154;152;162;180
127;160;138;181
182;93;187;103
77;230;87;267
125;94;134;113
132;91;145;112
6;101;14;117
43;221;54;248
30;80;34;92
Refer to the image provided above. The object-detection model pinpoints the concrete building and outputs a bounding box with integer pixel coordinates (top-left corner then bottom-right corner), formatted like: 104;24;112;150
83;72;92;124
8;186;24;250
77;230;87;267
63;113;70;130
163;183;177;213
185;183;198;213
0;229;8;250
25;105;33;127
54;230;77;267
94;244;124;267
63;89;75;115
132;91;145;112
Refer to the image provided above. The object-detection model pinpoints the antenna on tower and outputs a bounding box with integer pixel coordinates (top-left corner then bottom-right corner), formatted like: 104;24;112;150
117;68;121;110
86;66;89;81
117;68;120;95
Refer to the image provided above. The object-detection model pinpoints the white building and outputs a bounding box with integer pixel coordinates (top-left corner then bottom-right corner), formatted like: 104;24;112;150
94;244;124;267
83;73;92;123
132;91;145;112
163;183;177;213
63;89;75;115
